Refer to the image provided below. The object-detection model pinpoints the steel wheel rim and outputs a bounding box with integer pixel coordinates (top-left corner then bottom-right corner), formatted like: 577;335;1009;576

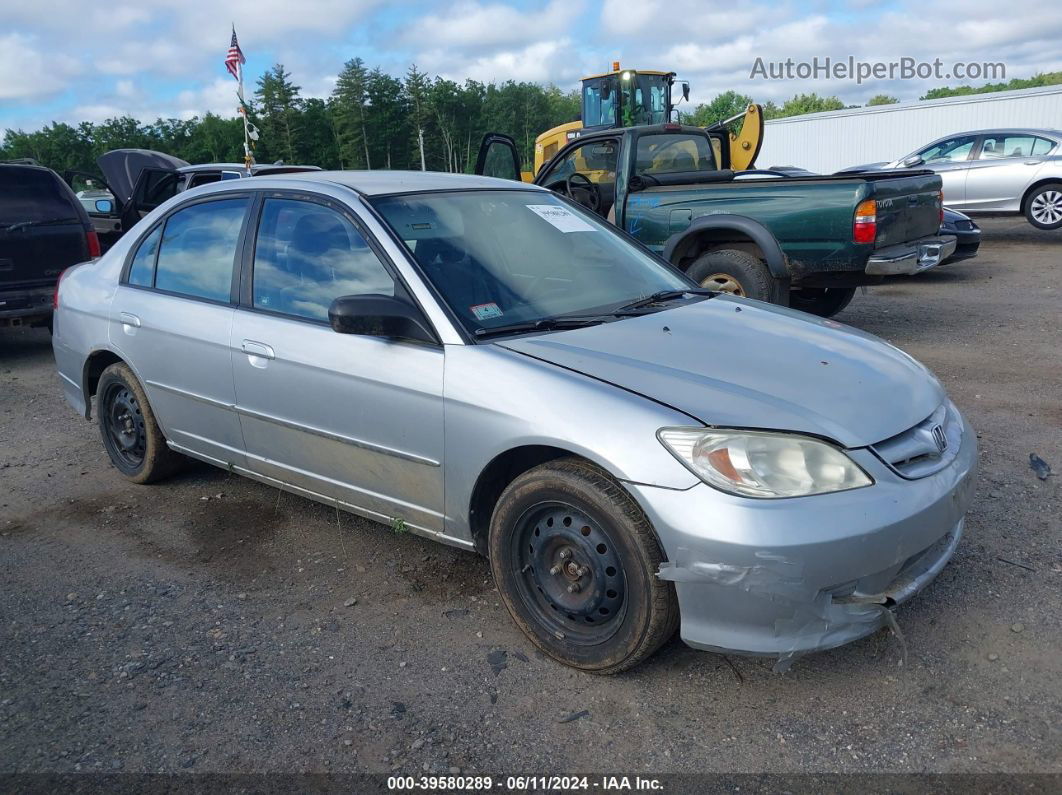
700;272;745;296
1031;191;1062;225
103;384;146;468
510;501;627;646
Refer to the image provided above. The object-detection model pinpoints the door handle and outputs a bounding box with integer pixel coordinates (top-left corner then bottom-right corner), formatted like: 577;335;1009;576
119;312;141;328
242;340;275;360
1024;160;1042;166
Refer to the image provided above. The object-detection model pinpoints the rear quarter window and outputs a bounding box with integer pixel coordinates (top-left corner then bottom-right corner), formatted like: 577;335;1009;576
0;167;80;225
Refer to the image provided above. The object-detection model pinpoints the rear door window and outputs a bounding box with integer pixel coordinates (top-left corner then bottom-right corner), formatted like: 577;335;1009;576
978;135;1038;159
153;198;248;302
0;167;79;225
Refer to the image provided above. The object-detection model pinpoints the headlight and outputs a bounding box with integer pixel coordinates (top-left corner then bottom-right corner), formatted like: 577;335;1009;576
658;428;873;498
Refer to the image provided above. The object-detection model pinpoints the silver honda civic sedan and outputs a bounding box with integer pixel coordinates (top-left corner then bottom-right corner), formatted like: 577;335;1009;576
53;171;976;673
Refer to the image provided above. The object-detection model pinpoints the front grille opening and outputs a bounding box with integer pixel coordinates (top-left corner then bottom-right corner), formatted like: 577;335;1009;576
871;402;960;479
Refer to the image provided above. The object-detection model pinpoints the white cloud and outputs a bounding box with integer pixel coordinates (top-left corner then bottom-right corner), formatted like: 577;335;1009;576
403;0;584;49
418;39;590;85
0;33;79;100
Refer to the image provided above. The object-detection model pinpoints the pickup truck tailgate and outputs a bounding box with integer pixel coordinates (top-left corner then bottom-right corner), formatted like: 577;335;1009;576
866;172;942;247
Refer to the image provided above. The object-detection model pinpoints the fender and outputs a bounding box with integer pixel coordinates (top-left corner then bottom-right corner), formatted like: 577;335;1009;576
662;214;789;280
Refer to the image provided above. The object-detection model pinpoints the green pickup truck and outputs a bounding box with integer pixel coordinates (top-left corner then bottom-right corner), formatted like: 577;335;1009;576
475;124;954;316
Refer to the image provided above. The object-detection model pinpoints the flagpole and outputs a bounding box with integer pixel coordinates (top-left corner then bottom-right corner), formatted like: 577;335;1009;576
238;60;253;173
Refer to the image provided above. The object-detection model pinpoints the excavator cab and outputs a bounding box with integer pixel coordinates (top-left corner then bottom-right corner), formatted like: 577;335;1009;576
533;64;688;175
580;68;680;131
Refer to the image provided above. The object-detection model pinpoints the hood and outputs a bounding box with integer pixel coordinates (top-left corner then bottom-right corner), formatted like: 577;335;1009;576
497;297;944;448
97;149;190;204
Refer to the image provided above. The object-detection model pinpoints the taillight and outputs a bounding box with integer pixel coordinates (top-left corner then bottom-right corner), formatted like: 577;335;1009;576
87;229;101;258
853;198;877;244
53;268;69;309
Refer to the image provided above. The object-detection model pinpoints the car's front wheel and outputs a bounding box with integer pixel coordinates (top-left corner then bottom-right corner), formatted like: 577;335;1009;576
488;458;678;674
1025;183;1062;230
97;362;183;484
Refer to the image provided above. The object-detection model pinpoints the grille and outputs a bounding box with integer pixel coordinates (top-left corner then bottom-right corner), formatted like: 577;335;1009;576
871;401;963;479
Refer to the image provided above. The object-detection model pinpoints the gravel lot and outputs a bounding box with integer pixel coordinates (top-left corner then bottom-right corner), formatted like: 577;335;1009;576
1;217;1059;777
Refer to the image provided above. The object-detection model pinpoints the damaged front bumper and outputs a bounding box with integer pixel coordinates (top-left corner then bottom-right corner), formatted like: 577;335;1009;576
626;414;977;662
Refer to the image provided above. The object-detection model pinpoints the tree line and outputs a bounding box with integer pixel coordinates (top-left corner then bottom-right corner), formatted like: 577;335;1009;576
3;62;1060;177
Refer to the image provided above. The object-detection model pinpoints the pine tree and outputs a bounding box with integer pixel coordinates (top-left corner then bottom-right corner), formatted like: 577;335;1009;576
332;58;372;169
405;64;430;171
255;64;301;164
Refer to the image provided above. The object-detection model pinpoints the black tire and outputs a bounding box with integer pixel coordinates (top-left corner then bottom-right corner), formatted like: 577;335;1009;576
686;248;789;304
488;458;678;674
1024;183;1062;230
788;286;857;317
97;362;183;484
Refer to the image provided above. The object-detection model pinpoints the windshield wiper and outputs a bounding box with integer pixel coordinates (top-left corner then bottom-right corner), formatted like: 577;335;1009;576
614;288;716;313
474;315;609;339
2;217;77;233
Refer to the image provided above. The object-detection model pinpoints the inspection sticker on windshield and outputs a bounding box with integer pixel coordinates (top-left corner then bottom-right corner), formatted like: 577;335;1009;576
470;302;504;321
526;204;596;233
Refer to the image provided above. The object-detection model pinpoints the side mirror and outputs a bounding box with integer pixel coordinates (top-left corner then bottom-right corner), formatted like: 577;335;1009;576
328;294;436;344
94;199;114;214
902;155;924;168
682;82;690;102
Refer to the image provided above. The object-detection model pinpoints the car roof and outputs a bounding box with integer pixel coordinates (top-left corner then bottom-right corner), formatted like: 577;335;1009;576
928;128;1062;140
238;169;548;196
177;163;321;174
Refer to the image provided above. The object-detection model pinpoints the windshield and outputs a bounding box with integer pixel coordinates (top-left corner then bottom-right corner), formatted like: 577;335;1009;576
371;190;692;336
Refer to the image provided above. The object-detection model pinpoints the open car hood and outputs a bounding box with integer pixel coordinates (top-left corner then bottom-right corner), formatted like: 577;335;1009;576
497;297;944;449
97;149;189;204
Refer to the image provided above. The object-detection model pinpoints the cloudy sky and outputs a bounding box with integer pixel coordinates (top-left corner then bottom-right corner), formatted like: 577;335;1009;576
2;0;1061;133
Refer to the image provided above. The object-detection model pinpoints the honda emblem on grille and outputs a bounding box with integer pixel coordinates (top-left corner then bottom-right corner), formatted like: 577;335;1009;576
931;424;948;453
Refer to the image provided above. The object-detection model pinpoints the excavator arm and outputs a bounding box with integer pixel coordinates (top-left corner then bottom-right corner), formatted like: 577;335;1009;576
707;103;764;171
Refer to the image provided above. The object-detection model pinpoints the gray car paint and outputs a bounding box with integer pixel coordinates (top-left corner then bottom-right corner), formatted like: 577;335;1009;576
52;171;976;663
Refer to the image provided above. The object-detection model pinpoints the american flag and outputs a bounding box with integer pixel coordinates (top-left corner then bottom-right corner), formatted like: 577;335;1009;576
225;27;245;80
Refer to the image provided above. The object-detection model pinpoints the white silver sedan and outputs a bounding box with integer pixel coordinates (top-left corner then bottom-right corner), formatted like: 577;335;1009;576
848;128;1062;230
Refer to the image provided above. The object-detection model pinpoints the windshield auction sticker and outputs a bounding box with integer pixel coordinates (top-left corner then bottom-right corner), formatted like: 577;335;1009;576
526;204;596;233
470;302;504;320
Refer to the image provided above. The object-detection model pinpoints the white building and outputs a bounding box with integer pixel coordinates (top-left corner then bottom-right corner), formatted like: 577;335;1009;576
755;84;1062;173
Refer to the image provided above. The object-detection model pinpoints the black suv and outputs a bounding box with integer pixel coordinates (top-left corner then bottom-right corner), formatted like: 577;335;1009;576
1;163;98;328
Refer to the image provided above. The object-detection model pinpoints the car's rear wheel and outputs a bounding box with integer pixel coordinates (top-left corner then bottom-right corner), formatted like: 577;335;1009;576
788;286;857;317
488;458;678;674
686;249;788;304
97;362;183;484
1025;183;1062;230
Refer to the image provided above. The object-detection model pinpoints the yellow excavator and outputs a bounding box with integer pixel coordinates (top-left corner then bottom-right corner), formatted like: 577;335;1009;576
529;63;764;178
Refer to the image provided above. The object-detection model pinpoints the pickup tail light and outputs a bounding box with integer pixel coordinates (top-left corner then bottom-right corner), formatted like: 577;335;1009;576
87;229;101;258
853;198;877;244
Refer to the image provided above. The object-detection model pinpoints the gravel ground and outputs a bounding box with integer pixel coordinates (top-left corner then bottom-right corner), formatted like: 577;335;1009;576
1;217;1059;776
